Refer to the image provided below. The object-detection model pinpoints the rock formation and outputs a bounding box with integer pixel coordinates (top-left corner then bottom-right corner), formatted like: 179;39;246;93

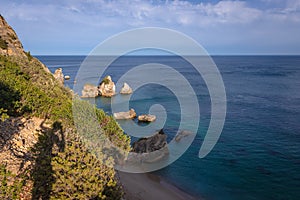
138;114;156;122
132;129;167;153
113;109;136;120
0;15;26;58
120;82;133;94
98;76;116;97
0;14;51;75
53;68;64;84
81;84;99;98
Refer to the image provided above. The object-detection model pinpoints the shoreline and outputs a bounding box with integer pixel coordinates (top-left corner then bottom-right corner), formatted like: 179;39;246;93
118;171;202;200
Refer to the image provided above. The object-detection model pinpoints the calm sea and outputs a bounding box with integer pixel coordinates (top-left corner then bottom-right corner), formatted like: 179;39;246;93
37;55;300;200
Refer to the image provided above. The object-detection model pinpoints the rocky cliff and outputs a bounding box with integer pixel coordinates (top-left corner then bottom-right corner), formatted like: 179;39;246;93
0;14;128;199
0;15;26;57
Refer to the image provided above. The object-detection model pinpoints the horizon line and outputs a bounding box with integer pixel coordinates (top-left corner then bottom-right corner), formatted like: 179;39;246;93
34;54;300;56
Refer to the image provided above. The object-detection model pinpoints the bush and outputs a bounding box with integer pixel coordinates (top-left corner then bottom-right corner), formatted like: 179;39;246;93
25;51;33;61
51;133;123;199
100;76;110;85
0;55;129;199
0;55;72;124
0;165;24;199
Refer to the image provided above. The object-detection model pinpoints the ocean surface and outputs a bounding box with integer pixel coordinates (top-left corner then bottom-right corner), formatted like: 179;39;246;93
37;55;300;200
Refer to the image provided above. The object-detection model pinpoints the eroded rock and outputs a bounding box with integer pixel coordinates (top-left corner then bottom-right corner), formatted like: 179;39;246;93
113;109;136;120
53;68;64;84
120;82;133;94
98;76;116;97
81;84;98;98
138;114;156;122
132;129;167;153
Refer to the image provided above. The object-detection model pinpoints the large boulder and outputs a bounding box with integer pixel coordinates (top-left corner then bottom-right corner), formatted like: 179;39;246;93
113;109;136;120
98;76;116;97
81;84;99;98
132;129;167;153
120;82;133;94
138;114;156;122
53;68;64;84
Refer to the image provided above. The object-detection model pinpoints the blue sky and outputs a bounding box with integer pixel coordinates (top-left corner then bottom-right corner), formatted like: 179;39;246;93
1;0;300;55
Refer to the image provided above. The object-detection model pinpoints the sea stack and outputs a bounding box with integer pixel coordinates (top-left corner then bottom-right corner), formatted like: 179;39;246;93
120;82;133;94
98;76;116;97
53;68;64;84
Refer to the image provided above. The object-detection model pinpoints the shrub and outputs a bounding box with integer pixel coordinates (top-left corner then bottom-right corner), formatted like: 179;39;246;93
0;165;24;199
0;55;129;199
25;51;33;61
100;76;110;85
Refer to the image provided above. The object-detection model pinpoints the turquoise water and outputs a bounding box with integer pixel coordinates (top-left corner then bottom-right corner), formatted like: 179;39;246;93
38;55;300;200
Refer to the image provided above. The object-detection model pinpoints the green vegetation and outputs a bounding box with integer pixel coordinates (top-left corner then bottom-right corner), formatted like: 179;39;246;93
0;55;130;199
0;55;72;123
100;76;110;85
51;132;123;199
0;165;24;199
25;51;33;61
0;37;8;49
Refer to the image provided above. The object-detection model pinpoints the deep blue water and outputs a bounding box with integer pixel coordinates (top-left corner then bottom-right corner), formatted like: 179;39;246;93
37;55;300;200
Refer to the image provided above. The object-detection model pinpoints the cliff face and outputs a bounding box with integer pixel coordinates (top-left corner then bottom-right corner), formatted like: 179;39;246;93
0;15;26;57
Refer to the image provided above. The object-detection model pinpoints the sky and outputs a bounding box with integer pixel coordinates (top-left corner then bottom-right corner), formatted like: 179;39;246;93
1;0;300;55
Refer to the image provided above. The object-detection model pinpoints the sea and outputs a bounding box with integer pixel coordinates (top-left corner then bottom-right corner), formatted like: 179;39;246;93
37;55;300;200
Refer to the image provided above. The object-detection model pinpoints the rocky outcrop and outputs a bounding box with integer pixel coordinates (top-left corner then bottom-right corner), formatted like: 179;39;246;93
113;109;136;120
126;129;169;163
81;84;98;98
0;117;44;175
138;114;156;122
98;76;116;97
132;129;167;153
120;82;133;94
53;68;64;84
0;15;52;76
0;15;26;58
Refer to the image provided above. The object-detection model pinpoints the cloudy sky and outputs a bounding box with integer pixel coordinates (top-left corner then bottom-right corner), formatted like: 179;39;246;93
1;0;300;55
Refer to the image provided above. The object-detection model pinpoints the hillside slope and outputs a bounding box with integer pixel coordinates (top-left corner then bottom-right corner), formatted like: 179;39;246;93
0;14;130;199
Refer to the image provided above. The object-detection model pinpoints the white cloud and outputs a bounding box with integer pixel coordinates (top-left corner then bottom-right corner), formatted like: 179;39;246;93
0;0;299;54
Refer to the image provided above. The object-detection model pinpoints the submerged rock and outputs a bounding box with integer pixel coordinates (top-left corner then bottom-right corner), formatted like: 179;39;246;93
175;130;192;142
120;82;133;94
98;76;116;97
113;109;136;120
138;114;156;122
53;68;64;84
81;84;98;98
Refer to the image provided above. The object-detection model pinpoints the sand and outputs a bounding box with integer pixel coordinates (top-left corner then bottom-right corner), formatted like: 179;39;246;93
118;171;201;200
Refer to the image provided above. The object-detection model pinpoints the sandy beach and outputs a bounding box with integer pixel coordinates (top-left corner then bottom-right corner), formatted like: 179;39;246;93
118;171;201;200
